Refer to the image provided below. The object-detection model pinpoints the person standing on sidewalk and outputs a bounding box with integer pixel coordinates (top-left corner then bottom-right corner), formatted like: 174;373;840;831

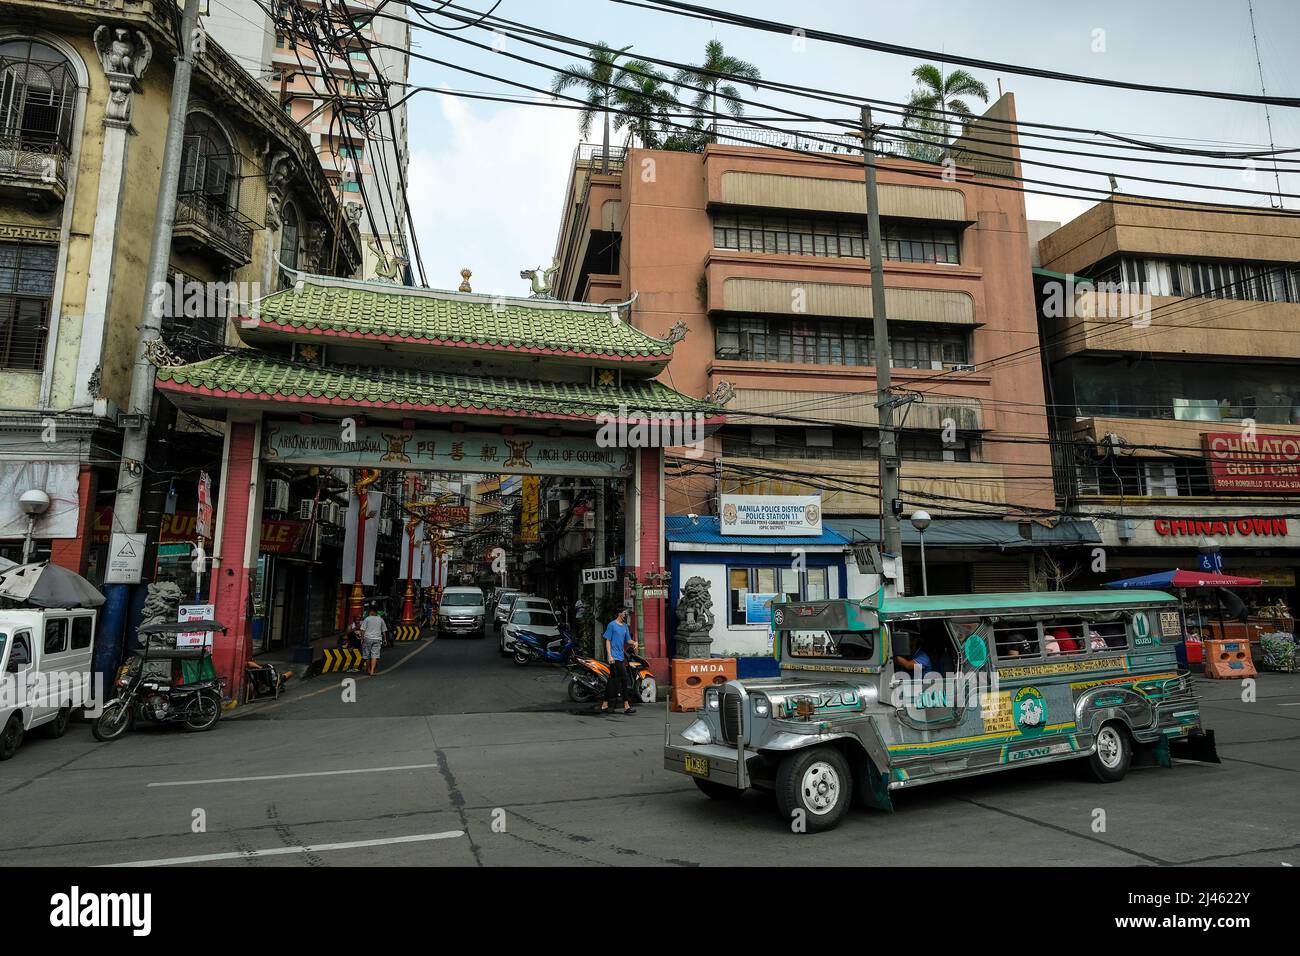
597;607;636;716
360;607;387;676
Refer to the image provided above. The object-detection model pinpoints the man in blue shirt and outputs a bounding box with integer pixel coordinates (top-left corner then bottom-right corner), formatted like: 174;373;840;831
598;608;637;715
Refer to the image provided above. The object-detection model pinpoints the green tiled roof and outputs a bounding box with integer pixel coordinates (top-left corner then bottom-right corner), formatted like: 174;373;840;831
156;353;720;420
248;279;673;361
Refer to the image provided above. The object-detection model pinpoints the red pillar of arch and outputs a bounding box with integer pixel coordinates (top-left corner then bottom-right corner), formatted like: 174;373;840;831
628;447;667;681
209;420;261;699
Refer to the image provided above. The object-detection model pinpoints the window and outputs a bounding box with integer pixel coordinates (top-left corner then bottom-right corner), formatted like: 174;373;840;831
279;202;299;285
714;315;969;368
6;632;30;671
1095;255;1300;305
159;267;227;349
0;38;77;150
721;425;977;462
713;212;959;264
71;616;92;650
44;618;67;654
0;241;57;370
179;113;238;209
728;566;828;625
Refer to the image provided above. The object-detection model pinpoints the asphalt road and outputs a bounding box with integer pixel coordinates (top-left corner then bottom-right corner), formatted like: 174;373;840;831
1;623;1297;867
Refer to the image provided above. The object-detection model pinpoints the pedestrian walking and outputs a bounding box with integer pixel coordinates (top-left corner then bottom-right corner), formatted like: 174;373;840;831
360;607;387;676
597;607;637;716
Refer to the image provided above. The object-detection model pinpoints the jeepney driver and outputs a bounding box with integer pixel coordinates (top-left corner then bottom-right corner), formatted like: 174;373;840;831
892;632;935;677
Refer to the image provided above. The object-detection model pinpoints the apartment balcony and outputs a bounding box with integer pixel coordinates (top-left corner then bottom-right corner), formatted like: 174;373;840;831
172;192;256;269
0;134;68;206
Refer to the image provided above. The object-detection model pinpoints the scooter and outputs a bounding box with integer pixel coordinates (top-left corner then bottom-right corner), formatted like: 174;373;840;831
566;650;657;705
510;627;579;667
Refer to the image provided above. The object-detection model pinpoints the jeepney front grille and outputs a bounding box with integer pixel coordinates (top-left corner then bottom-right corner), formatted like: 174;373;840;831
720;690;743;744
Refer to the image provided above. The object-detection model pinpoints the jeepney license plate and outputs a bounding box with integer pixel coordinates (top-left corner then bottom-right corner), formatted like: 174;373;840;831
683;754;709;776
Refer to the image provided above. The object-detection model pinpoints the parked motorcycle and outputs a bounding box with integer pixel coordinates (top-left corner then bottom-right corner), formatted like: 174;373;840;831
511;627;579;667
566;651;656;705
93;621;226;742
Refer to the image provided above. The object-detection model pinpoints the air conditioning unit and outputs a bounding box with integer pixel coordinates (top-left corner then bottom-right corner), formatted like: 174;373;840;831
298;500;315;521
583;512;596;529
947;363;977;373
265;479;290;513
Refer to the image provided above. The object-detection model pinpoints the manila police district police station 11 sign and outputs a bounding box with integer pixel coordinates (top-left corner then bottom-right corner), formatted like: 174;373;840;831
720;495;822;536
263;422;633;478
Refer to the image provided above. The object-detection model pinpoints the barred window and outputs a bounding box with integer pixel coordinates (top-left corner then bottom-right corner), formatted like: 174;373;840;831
179;112;239;209
0;242;57;370
713;212;959;264
0;39;77;151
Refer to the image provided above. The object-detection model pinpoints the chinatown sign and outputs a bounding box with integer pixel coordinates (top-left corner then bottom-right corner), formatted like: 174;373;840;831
1203;432;1300;493
1153;517;1289;539
263;422;633;478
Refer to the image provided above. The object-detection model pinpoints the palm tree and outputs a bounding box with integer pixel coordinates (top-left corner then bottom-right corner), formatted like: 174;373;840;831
671;39;762;138
551;43;634;172
901;63;991;159
612;60;675;149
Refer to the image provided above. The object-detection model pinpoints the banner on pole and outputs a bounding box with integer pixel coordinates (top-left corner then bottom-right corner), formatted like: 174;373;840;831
341;490;382;586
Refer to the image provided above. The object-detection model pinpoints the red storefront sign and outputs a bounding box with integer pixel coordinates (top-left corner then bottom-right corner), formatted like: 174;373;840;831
92;508;305;553
1203;432;1300;492
1154;517;1289;538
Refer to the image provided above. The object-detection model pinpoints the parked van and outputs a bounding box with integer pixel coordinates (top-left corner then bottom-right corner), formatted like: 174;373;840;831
437;587;487;638
0;608;97;760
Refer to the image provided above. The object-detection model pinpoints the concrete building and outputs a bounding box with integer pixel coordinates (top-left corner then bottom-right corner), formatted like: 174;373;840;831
551;100;1097;593
203;0;412;281
0;0;360;580
1035;196;1300;634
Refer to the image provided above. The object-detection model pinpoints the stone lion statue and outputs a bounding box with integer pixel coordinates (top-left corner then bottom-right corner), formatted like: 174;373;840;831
677;576;715;634
140;581;182;629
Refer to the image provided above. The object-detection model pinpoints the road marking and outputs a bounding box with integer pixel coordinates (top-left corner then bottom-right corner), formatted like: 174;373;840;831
100;830;465;867
1278;703;1300;707
148;763;443;788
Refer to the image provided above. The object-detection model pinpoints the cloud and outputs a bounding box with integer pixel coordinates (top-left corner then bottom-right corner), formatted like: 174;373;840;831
406;94;582;295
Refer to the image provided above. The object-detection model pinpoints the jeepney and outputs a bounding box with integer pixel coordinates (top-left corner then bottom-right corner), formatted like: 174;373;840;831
665;589;1218;832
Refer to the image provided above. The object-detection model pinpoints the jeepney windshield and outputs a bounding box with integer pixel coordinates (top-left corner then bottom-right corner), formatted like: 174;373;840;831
787;629;875;659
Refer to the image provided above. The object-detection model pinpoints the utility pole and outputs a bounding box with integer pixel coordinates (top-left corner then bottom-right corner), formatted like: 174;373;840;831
860;105;904;573
97;0;204;673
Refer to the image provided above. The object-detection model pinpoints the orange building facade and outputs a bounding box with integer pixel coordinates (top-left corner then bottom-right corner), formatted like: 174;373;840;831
552;99;1090;593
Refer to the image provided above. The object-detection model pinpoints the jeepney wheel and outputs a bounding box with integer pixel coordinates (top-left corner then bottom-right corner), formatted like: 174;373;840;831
776;746;852;833
0;714;23;760
693;778;743;801
1088;722;1132;783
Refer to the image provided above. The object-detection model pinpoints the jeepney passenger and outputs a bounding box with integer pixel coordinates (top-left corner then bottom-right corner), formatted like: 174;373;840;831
999;630;1033;657
892;632;935;676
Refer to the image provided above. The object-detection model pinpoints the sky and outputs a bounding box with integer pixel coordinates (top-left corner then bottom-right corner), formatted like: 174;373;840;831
397;0;1300;293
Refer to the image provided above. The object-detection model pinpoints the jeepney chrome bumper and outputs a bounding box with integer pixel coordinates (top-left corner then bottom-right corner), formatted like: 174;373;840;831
665;744;758;790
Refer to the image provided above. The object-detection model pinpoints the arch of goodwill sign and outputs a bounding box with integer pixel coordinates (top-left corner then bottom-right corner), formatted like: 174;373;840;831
263;422;633;478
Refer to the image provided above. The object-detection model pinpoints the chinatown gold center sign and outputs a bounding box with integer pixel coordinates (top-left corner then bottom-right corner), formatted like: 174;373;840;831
263;422;633;477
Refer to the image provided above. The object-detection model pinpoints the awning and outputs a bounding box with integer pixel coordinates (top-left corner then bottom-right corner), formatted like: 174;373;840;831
666;515;849;548
828;517;1101;549
1103;569;1264;589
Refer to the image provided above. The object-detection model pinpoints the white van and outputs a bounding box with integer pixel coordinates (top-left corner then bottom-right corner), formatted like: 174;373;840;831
0;608;96;760
437;587;487;638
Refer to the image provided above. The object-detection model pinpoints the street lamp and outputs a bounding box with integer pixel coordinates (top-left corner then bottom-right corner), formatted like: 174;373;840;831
910;510;932;596
18;488;50;564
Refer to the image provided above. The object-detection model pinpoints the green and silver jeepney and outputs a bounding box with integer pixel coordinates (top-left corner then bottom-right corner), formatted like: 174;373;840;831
665;589;1218;831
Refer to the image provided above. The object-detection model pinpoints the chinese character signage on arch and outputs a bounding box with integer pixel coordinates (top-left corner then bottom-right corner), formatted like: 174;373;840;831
263;422;633;478
1203;432;1300;493
719;495;822;536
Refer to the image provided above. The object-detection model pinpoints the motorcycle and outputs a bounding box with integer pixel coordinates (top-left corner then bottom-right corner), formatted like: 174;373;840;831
92;621;226;742
510;627;579;667
566;650;657;705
